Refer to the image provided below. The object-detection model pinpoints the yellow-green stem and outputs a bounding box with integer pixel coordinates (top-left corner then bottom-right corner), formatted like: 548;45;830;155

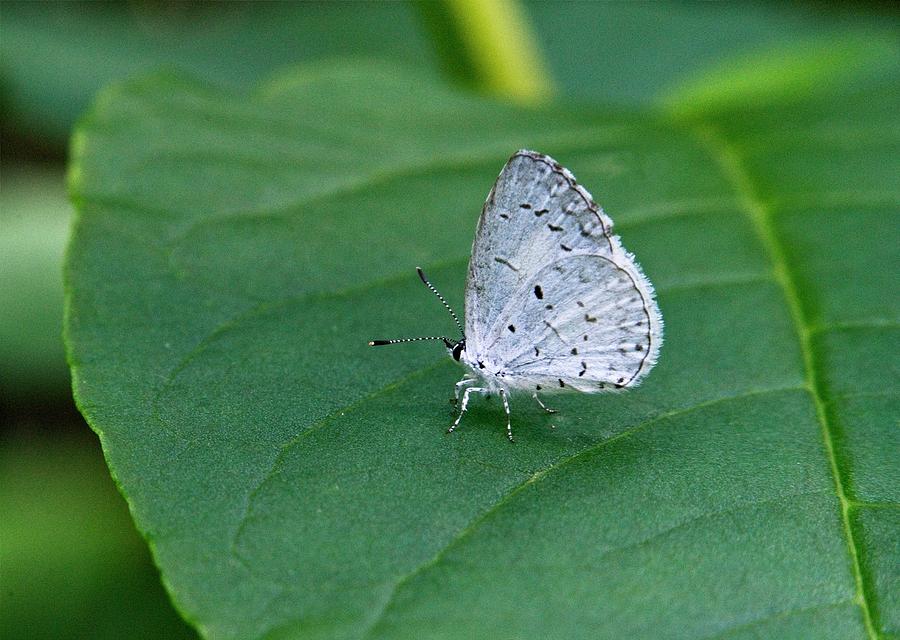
442;0;554;104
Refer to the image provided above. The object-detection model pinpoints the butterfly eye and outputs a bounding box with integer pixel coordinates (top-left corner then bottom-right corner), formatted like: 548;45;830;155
451;341;465;361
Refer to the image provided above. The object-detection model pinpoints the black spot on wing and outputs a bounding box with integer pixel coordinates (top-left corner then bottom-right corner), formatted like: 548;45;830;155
519;203;532;209
534;285;543;299
548;223;563;232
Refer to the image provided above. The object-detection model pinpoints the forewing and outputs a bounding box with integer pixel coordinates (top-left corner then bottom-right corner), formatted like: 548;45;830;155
464;151;616;350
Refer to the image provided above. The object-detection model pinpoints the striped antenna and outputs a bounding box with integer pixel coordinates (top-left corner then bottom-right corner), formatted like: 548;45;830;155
368;336;452;347
367;268;464;348
416;267;464;337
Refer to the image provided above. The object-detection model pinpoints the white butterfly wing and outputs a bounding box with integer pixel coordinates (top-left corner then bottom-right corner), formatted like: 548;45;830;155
464;150;662;392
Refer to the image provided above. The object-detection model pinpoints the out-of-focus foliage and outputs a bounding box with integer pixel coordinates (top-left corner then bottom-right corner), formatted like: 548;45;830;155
0;1;434;149
0;168;70;399
525;0;896;105
6;1;894;153
0;429;196;639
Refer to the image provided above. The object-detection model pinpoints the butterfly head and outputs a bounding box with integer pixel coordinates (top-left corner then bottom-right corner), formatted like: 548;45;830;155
443;338;466;362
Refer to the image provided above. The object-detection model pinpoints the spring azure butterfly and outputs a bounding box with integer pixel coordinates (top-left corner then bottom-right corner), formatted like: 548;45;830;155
369;150;663;441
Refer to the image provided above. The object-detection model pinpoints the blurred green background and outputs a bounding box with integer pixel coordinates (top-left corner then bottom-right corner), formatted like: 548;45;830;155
1;2;896;638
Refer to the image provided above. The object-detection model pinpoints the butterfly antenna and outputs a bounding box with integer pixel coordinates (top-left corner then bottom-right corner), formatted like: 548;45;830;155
368;336;453;347
416;267;464;337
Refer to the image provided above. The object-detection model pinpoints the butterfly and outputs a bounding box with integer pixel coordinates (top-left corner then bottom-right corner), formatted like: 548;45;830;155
369;150;662;441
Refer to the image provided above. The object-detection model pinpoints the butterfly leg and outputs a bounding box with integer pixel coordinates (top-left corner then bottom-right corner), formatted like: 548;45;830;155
447;386;487;435
533;393;557;429
499;388;513;442
451;376;476;407
532;393;557;414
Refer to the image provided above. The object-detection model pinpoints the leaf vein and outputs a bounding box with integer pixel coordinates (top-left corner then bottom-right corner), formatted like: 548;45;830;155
159;127;640;245
695;124;878;639
696;599;859;640
229;358;451;569
359;385;804;639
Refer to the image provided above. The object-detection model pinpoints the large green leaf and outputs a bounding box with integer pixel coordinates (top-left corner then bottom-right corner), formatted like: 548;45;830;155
65;61;898;639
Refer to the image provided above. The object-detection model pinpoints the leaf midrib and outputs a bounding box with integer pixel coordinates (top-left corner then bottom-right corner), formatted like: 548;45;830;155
693;123;878;638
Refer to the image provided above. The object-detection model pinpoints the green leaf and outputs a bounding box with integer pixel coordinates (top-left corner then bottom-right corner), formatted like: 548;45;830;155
65;61;898;639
